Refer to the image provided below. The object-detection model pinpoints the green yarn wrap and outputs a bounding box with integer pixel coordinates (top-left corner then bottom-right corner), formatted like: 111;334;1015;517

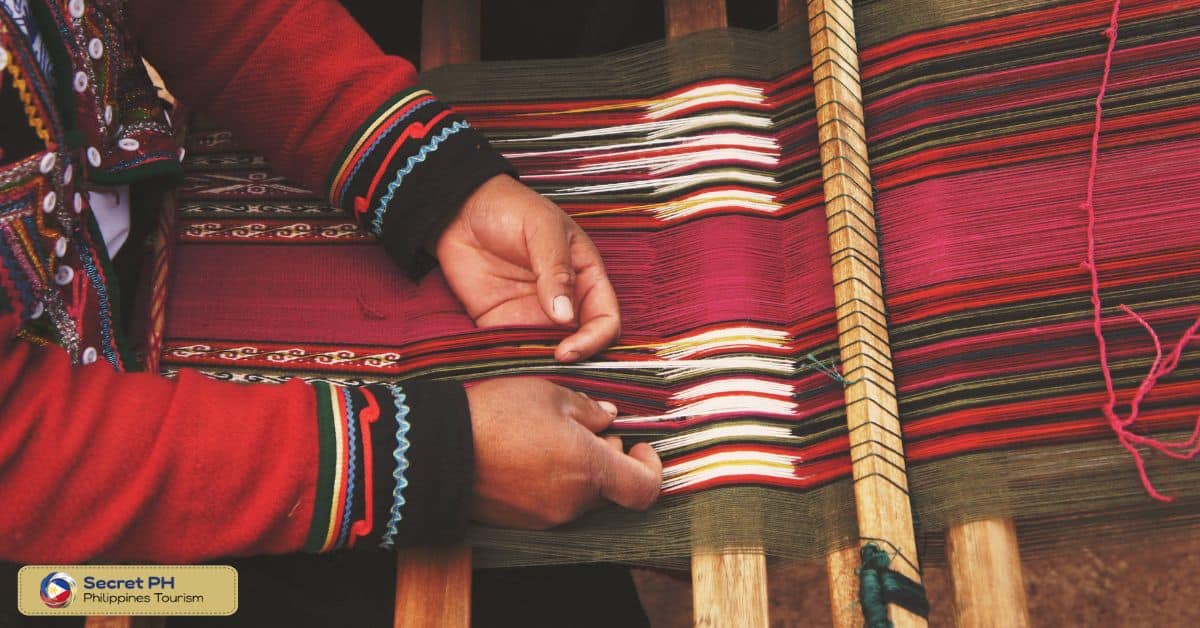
858;544;930;628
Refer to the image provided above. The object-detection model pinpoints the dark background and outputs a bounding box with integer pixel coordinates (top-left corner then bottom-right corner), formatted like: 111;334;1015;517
339;0;779;67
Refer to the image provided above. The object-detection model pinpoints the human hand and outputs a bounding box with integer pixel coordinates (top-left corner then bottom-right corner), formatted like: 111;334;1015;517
466;377;662;529
436;175;620;362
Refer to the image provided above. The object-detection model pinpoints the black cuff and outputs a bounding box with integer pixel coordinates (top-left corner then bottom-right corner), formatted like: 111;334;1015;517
367;380;474;548
327;89;515;279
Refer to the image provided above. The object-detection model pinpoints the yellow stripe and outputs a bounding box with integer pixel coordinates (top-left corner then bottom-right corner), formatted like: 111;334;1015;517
321;392;348;551
329;90;432;199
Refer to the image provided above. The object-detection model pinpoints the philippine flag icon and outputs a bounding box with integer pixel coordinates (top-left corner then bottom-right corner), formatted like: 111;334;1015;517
39;572;76;609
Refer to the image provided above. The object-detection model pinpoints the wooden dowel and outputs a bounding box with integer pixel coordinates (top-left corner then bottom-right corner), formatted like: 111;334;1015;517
394;544;473;628
947;518;1030;628
84;619;163;628
662;3;770;627
826;545;861;628
420;0;481;71
663;0;727;40
806;1;926;626
391;4;483;628
692;548;769;628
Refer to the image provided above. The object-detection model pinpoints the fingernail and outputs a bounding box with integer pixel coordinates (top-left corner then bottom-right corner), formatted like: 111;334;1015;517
561;350;581;362
553;295;573;322
598;401;618;416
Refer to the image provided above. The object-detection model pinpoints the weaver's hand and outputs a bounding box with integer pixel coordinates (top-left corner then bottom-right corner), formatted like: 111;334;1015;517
467;377;662;529
436;175;620;362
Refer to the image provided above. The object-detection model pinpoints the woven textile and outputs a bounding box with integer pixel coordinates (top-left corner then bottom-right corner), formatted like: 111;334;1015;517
162;0;1200;567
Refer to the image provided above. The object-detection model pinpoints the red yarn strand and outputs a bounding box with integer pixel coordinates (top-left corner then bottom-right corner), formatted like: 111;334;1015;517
1084;0;1200;502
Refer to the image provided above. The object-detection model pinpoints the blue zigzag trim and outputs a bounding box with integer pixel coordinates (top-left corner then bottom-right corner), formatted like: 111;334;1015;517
75;230;118;369
369;120;471;237
335;98;436;208
334;387;358;550
379;384;411;549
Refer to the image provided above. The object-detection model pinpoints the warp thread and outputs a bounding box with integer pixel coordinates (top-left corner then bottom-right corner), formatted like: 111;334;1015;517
1082;0;1200;502
858;543;930;628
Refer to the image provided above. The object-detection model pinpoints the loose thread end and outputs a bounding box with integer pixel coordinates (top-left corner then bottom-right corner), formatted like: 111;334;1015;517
803;352;847;386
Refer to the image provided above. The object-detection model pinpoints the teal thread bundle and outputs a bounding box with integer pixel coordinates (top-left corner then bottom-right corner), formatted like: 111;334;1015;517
858;544;929;628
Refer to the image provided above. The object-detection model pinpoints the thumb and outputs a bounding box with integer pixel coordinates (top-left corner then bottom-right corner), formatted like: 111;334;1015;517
594;441;663;511
527;212;576;325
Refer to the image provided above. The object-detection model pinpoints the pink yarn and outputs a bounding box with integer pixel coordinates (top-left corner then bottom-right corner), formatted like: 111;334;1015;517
1083;0;1200;502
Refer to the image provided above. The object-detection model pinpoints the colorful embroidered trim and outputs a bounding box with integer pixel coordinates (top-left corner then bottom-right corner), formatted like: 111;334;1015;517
306;382;351;553
379;383;411;549
327;90;433;202
328;91;438;207
369;120;471;237
334;387;359;549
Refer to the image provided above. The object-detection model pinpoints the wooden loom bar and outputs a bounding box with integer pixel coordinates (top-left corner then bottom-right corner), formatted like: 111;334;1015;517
660;3;772;627
420;0;481;73
387;2;484;627
805;1;926;626
947;518;1031;627
663;0;728;41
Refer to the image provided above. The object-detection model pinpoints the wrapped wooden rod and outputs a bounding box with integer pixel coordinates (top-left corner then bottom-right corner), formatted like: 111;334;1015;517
804;1;926;626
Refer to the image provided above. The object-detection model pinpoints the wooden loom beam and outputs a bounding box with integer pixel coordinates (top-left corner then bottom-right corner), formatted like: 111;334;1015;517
804;1;927;626
662;4;774;628
387;3;484;628
947;518;1031;627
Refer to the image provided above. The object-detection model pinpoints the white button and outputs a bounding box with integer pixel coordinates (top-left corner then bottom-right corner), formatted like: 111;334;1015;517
68;0;85;18
87;147;102;167
73;71;88;93
81;347;98;365
31;301;44;319
74;192;84;213
177;147;187;162
0;47;8;72
55;265;74;285
42;191;57;213
54;236;68;257
63;163;73;185
39;152;57;174
104;105;114;125
88;38;103;59
118;138;140;151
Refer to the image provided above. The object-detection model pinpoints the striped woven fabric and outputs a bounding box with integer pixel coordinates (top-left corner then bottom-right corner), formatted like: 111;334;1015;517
160;0;1199;566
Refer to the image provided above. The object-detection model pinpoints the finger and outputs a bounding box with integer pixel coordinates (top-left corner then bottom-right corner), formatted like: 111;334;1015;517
603;435;624;453
593;441;663;511
556;237;621;362
525;209;576;326
565;389;617;433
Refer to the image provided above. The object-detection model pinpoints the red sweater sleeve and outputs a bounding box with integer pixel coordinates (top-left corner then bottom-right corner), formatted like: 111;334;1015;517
0;324;474;562
126;0;416;191
127;0;514;277
0;327;318;563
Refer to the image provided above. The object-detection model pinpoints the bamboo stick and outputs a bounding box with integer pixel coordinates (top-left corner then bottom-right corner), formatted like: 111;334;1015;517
805;1;926;626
